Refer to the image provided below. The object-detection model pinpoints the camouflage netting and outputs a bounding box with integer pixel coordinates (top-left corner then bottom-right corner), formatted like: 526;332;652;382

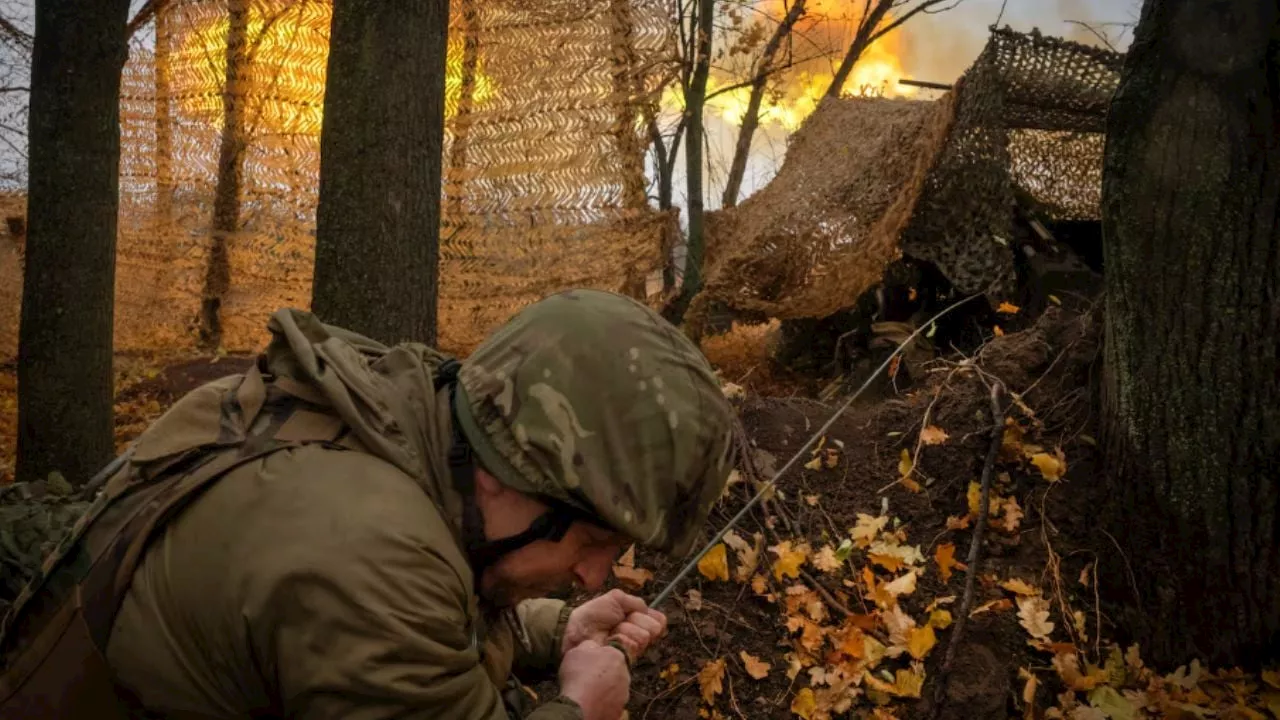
691;27;1123;324
0;0;673;359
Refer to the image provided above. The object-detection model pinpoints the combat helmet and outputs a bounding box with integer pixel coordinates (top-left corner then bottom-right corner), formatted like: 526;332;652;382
449;289;736;566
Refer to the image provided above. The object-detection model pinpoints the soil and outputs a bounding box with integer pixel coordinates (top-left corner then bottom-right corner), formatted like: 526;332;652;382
0;307;1114;719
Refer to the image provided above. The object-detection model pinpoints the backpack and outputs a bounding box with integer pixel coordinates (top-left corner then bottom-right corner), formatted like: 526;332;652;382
0;354;463;719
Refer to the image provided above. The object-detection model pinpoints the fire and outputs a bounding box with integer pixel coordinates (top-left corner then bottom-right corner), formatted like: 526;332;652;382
169;3;495;136
669;5;917;133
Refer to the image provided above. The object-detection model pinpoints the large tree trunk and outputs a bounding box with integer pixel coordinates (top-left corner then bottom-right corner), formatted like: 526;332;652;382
311;0;448;346
199;0;248;351
1100;0;1280;668
17;0;129;484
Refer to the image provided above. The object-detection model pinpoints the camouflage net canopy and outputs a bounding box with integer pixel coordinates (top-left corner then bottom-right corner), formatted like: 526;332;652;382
691;27;1123;323
0;0;673;359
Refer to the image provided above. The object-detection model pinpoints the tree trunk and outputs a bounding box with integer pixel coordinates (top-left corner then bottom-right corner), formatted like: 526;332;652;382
722;0;806;208
17;0;129;485
825;1;889;98
664;0;713;328
1100;0;1280;668
312;0;448;346
199;0;248;351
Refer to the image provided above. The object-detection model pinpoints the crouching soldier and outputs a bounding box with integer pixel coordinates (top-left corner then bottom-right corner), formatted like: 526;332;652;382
0;289;736;720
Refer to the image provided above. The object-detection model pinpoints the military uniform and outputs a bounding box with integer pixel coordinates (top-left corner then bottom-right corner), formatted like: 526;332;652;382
0;289;736;720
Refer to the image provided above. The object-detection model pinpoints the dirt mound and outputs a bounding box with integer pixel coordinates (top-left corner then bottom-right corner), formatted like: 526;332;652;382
579;306;1108;719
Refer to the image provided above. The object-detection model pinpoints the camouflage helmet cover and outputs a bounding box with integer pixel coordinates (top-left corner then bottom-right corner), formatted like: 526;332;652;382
453;289;735;557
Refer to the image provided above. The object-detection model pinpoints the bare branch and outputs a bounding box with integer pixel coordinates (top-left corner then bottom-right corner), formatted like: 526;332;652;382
1065;19;1120;52
0;14;32;49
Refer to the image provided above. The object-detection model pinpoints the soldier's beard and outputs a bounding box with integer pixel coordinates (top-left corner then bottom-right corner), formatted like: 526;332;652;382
479;559;577;608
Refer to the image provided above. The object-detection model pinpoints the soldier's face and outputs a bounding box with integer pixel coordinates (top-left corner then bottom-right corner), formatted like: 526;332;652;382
474;469;629;607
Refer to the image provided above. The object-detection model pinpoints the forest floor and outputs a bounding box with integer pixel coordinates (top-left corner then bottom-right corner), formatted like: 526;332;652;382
0;309;1277;719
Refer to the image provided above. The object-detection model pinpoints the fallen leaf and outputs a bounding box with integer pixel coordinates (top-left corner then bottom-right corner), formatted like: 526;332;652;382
698;658;727;704
907;625;937;660
1073;611;1088;644
720;382;745;401
1055;652;1104;691
920;425;949;445
1020;667;1039;705
1048;294;1062;305
1001;578;1040;596
898;448;913;478
813;545;842;573
660;663;680;687
928;609;953;629
994;325;1005;337
1263;669;1280;689
723;530;762;581
770;541;810;581
998;301;1021;314
1079;563;1094;588
697;544;730;582
805;494;820;506
1030;450;1068;481
868;540;925;572
999;496;1025;532
1017;596;1055;641
893;665;926;698
791;688;816;719
935;542;959;582
1087;685;1137;720
685;589;704;611
740;651;771;680
971;598;1014;617
852;514;889;548
883;604;916;649
804;456;822;471
946;515;972;530
882;569;919;599
751;574;770;597
613;564;654;590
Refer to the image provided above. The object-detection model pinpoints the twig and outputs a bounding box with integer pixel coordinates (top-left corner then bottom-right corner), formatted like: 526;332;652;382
799;568;853;617
928;381;1004;719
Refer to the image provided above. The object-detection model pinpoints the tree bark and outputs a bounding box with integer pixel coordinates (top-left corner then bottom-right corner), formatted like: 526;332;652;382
199;0;248;350
1100;0;1280;668
825;1;889;98
17;0;129;484
721;0;806;209
664;0;713;328
312;0;448;346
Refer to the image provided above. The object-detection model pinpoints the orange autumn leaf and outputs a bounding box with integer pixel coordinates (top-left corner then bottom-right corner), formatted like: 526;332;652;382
1030;450;1067;481
739;651;771;680
935;542;959;582
919;425;949;445
997;301;1021;314
971;598;1014;617
1000;578;1039;597
697;543;730;582
993;325;1005;337
698;658;727;704
898;448;913;478
770;540;809;581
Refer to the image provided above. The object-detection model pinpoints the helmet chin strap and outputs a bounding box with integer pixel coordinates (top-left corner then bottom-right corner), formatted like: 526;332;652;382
446;383;586;585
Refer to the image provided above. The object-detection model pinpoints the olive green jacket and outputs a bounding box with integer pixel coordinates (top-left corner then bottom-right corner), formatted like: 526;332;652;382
103;310;582;719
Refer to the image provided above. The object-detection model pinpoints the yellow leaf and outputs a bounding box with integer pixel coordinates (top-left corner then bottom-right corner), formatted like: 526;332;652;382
852;514;889;548
804;455;822;471
928;609;953;629
770;541;810;580
920;425;949;445
740;651;771;680
791;688;816;719
812;545;842;573
1016;596;1055;641
907;625;937;660
751;573;770;597
1263;669;1280;689
868;540;925;571
898;448;913;477
1019;667;1038;705
1030;450;1067;481
967;481;983;517
994;325;1005;337
1000;578;1040;596
893;665;926;698
697;544;730;582
935;542;958;582
698;658;727;704
997;301;1021;314
660;663;681;687
1048;294;1061;305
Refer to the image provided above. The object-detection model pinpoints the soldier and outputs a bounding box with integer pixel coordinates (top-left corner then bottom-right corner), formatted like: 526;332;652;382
0;289;737;720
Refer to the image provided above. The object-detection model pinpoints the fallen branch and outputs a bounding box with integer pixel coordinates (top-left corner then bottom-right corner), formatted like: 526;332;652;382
928;380;1005;719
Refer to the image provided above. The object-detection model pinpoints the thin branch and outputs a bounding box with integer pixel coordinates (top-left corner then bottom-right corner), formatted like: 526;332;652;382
126;0;169;39
1064;19;1119;52
0;14;31;49
928;381;1004;720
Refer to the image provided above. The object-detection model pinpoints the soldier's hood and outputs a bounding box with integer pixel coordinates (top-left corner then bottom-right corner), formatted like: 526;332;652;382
131;308;466;535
